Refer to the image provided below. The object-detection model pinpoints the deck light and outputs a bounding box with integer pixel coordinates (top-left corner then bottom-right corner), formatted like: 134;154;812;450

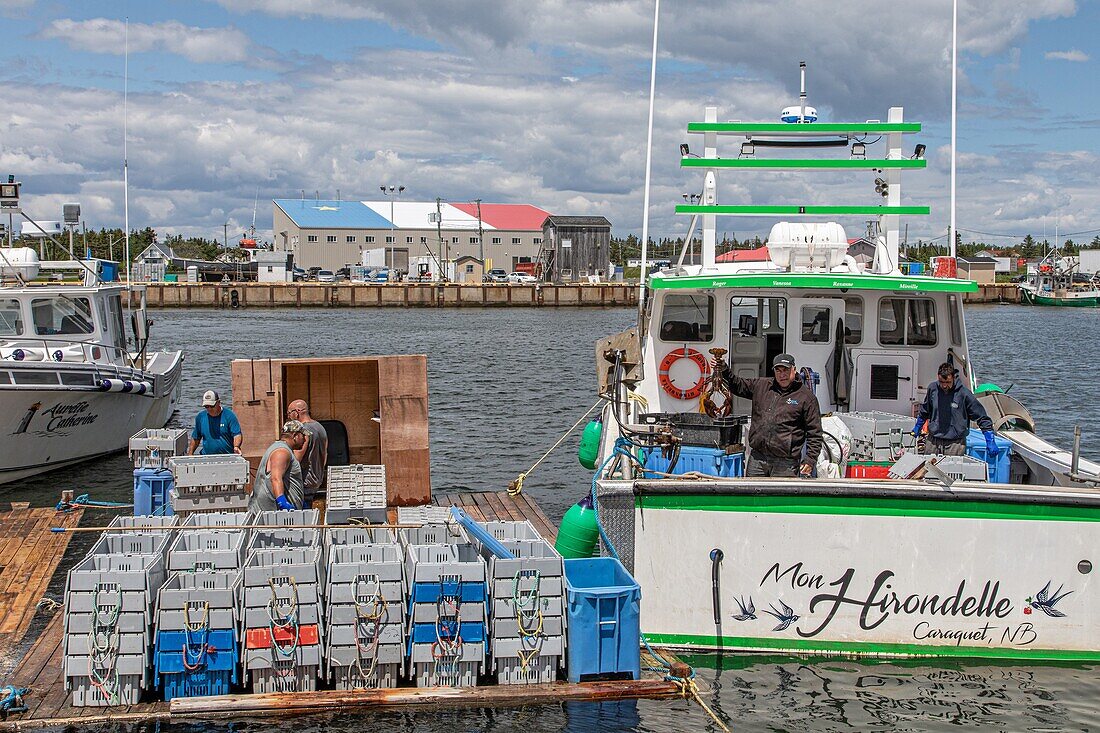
913;144;927;160
739;142;755;159
850;142;866;159
680;143;690;157
874;178;888;197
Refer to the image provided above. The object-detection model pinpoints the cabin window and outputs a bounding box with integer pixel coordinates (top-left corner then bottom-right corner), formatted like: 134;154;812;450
947;295;962;346
844;297;863;344
107;295;126;351
31;297;94;336
660;294;713;342
878;298;937;347
800;305;831;343
0;299;24;336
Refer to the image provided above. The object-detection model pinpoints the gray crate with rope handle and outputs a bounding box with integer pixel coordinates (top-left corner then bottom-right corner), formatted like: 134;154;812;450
167;530;248;572
89;531;173;558
168;454;249;489
249;527;321;552
129;428;189;469
399;522;470;548
244;645;322;693
155;570;241;632
169;489;249;516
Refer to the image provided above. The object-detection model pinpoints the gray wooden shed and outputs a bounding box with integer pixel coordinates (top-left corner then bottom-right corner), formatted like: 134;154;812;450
541;215;612;283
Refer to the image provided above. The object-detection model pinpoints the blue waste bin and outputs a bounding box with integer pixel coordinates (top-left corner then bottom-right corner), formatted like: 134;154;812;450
966;428;1012;483
133;468;174;516
564;557;641;683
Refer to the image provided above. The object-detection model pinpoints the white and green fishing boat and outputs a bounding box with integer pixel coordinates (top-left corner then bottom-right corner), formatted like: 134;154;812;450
1018;248;1100;307
582;102;1100;662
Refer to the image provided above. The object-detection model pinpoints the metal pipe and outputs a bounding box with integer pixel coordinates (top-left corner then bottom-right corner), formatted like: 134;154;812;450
1072;425;1082;477
709;548;724;626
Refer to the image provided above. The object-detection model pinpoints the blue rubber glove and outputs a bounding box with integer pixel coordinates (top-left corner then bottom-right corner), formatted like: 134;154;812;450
983;430;1000;458
275;494;294;511
912;418;925;438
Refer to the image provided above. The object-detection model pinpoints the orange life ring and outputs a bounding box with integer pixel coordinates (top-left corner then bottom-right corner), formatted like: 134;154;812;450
658;347;710;400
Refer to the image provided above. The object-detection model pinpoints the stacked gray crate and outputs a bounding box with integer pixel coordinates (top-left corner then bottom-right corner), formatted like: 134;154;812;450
325;464;388;525
168;530;248;573
64;531;171;706
168;455;250;517
241;509;324;694
403;529;487;688
888;453;989;482
180;511;256;530
397;505;454;525
129;428;190;469
325;533;405;689
837;411;917;462
476;521;565;684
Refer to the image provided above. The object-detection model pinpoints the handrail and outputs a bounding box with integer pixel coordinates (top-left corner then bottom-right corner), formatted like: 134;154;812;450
0;335;131;366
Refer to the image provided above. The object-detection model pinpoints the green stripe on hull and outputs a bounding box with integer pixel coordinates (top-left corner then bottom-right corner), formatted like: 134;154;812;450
687;122;922;134
648;272;978;293
644;632;1100;662
636;493;1100;522
1020;289;1100;307
675;204;931;216
680;158;927;169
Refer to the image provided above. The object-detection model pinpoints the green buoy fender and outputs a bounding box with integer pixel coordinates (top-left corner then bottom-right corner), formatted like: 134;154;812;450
555;494;600;559
577;416;603;470
975;383;1005;395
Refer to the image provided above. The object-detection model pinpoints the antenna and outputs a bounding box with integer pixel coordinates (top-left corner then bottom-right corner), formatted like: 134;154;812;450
950;0;957;259
251;189;259;238
637;0;661;320
124;17;130;283
799;61;807;122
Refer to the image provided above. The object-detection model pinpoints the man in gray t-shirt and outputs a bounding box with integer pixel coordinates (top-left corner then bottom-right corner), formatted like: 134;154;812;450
287;399;328;506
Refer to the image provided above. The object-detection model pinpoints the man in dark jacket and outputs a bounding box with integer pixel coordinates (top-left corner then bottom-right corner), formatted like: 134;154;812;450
914;362;998;457
716;353;823;477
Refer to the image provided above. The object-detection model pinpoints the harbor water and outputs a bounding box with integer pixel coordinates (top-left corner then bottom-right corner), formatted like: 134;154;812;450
3;303;1098;731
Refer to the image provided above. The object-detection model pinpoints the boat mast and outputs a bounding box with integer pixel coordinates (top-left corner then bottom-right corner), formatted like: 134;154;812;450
949;0;958;259
636;0;660;321
124;18;131;284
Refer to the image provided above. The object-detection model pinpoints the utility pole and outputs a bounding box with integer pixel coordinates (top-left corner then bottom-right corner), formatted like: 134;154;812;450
475;199;484;269
435;197;444;264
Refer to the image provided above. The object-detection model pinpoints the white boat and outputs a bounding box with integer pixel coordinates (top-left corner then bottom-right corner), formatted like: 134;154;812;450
0;247;183;483
584;103;1100;662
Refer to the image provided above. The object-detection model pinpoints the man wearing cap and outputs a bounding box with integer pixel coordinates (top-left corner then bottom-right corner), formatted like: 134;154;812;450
250;420;307;512
714;353;823;477
914;362;999;457
187;390;243;456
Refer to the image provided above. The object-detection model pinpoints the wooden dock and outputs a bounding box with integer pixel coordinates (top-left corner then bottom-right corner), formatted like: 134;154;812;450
0;492;680;730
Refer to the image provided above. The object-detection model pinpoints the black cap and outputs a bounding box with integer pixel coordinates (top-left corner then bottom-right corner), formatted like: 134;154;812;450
772;353;796;369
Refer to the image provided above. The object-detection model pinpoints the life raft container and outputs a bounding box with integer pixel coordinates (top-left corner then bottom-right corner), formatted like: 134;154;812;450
658;347;710;400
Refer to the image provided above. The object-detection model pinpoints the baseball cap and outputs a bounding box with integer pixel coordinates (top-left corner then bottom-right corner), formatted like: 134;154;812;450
201;390;220;407
281;419;306;435
772;354;796;369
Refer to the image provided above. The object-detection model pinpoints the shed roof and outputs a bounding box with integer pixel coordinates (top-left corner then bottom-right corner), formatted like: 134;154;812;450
274;199;393;229
543;215;612;228
958;256;998;265
450;203;550;231
716;245;771;263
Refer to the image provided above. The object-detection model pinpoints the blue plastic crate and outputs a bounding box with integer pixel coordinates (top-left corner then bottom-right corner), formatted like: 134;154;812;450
564;557;641;683
409;581;487;604
161;668;234;700
642;446;743;479
409;620;485;644
134;467;174;517
965;428;1012;484
156;629;237;675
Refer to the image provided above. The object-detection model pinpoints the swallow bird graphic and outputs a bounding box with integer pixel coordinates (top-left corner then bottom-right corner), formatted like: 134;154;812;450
763;599;800;632
1028;581;1074;618
732;595;757;621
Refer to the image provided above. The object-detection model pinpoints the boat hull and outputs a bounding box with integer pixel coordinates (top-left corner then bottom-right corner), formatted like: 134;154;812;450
1019;287;1100;307
620;481;1100;661
0;360;182;485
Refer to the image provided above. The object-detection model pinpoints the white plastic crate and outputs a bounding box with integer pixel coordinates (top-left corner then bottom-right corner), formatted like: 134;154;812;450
129;428;189;469
397;505;453;525
837;411;916;462
170;490;248;515
494;654;558;685
411;660;480;688
168;454;249;489
930;455;989;482
180;511;256;528
332;662;401;690
167;530;247;571
326;464;386;504
106;515;178;534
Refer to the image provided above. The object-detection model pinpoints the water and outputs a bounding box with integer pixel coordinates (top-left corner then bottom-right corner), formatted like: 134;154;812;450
4;303;1098;731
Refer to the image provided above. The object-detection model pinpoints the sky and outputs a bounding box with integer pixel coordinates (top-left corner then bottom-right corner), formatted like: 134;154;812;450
1;0;1097;248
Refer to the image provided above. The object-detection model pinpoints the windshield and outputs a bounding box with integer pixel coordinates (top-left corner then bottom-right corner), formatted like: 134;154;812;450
31;296;94;336
0;299;24;337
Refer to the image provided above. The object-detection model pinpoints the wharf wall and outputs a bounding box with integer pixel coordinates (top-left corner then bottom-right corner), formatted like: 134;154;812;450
133;282;639;308
964;284;1020;304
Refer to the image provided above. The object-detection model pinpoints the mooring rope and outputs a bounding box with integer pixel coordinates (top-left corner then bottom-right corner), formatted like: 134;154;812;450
508;398;603;496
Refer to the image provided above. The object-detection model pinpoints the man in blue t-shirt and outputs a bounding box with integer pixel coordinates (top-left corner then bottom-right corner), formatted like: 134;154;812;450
187;390;243;456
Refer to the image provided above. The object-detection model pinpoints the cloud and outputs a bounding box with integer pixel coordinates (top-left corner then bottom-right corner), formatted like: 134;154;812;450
1045;48;1089;62
41;18;253;64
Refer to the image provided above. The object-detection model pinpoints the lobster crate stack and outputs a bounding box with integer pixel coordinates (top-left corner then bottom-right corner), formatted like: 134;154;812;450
129;428;189;517
153;512;255;700
476;521;566;685
241;510;325;693
324;527;404;689
167;455;251;518
324;464;388;524
63;516;175;706
401;522;488;688
837;411;917;463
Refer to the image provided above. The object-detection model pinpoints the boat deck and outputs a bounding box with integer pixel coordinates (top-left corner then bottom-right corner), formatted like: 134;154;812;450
0;492;680;730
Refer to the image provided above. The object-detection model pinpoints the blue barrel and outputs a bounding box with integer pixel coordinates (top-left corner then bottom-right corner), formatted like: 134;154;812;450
564;557;641;683
965;428;1012;483
133;468;174;517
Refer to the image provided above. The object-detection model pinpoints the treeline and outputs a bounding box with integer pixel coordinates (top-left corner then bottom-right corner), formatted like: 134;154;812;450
609;233;1100;266
15;227;245;263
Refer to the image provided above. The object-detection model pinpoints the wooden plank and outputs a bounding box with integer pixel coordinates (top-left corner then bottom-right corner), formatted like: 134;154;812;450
170;679;680;718
481;492;515;525
469;493;499;523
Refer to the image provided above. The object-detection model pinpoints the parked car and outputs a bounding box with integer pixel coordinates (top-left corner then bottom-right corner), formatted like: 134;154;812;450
292;267;307;282
485;268;509;283
506;271;538;284
307;266;322;281
317;269;336;283
335;267;351;280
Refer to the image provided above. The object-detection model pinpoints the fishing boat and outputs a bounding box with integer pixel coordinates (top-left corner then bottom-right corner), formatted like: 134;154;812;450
1018;248;1100;307
580;101;1100;662
0;241;183;484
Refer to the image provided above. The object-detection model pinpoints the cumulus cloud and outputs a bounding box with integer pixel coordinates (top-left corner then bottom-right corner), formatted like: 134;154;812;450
41;18;253;64
1045;48;1089;62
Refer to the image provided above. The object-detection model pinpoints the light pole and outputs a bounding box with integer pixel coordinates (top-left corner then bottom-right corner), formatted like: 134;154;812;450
380;184;405;276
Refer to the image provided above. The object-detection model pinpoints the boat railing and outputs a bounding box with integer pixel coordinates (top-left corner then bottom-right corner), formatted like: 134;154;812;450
0;335;133;368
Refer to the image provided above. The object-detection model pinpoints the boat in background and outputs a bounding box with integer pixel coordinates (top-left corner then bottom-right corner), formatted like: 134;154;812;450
1018;248;1100;307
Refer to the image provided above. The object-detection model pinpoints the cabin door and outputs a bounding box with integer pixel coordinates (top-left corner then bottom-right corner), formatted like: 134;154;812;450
852;350;917;415
787;297;845;410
